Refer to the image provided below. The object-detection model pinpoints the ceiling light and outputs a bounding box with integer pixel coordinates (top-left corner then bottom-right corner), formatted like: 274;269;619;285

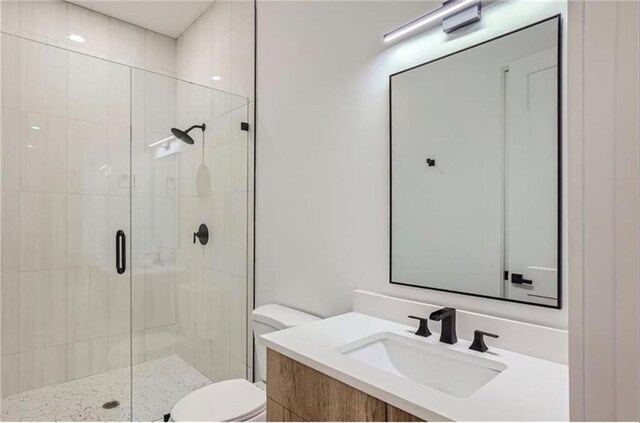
68;34;85;43
383;0;478;42
31;126;40;130
211;75;222;81
26;144;34;148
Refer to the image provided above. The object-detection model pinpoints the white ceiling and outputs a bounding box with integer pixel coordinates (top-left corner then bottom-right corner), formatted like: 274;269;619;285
68;1;215;38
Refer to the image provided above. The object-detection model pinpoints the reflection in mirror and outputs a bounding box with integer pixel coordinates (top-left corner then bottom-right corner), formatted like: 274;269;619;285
390;17;561;308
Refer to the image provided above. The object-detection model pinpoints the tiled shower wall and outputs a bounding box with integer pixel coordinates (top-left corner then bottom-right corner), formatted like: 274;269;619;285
0;0;255;398
0;0;179;396
173;0;255;382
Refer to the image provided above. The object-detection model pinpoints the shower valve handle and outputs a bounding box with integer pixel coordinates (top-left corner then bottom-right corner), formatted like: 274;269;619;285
193;223;209;245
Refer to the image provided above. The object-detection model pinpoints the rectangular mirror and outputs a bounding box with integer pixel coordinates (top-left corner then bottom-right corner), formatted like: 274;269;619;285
390;16;561;308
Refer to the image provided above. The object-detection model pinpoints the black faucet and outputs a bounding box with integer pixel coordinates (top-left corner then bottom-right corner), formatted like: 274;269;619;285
429;307;458;344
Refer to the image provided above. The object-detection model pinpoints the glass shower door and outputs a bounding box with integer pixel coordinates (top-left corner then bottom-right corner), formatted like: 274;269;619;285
0;35;133;421
130;69;250;421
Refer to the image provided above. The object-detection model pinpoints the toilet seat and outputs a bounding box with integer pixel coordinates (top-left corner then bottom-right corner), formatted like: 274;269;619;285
171;379;266;422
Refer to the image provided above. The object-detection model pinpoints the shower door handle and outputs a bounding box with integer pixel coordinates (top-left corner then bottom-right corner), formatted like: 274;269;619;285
116;230;126;274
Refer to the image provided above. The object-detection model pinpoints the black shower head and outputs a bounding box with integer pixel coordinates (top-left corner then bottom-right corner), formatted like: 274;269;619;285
171;123;206;145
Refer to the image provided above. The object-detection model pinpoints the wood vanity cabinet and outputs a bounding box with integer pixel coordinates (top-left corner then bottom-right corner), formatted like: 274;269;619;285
266;349;423;422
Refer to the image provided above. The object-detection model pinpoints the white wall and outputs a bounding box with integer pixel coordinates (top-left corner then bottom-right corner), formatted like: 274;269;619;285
256;0;568;329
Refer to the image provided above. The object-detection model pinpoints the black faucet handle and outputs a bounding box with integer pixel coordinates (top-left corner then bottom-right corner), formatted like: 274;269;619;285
469;330;499;353
408;315;432;338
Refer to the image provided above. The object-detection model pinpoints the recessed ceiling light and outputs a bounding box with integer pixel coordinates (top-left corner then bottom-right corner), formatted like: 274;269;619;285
68;34;85;43
31;126;40;130
211;75;222;81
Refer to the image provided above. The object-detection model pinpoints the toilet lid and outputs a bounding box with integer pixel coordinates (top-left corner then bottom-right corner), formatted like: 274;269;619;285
171;379;266;422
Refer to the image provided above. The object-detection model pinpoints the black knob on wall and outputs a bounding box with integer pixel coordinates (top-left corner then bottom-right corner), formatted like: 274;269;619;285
193;223;209;245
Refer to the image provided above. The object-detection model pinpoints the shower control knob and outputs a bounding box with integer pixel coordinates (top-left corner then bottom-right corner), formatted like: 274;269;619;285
193;224;209;245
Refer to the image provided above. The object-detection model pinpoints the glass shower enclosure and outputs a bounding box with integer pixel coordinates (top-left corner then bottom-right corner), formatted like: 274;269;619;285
1;33;251;421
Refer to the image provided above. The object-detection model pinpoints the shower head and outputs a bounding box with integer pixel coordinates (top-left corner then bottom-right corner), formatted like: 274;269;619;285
171;123;206;145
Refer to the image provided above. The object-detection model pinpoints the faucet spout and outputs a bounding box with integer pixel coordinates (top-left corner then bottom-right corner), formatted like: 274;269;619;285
429;307;458;345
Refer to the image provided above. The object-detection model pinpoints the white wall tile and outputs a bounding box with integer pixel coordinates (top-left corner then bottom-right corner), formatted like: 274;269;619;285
212;145;231;195
175;332;195;367
210;348;230;382
109;271;144;334
107;125;133;197
230;356;247;379
144;325;174;361
211;194;231;273
19;344;67;391
231;105;248;191
20;38;68;117
67;119;109;195
176;266;198;336
229;275;247;362
108;18;146;67
1;34;20;110
66;337;108;380
68;52;109;124
20;0;68;47
210;32;231;92
1;191;20;273
230;192;247;277
194;338;212;379
67;194;108;268
145;31;177;75
1;1;20;34
67;267;108;342
211;270;230;353
1;353;20;397
231;0;253;30
2;108;20;191
67;3;109;57
176;24;196;81
20;193;67;271
19;113;67;193
108;62;131;127
108;331;144;370
230;16;254;101
212;1;232;39
1;273;20;355
144;72;176;134
19;270;67;351
144;267;176;329
195;6;214;53
194;275;212;343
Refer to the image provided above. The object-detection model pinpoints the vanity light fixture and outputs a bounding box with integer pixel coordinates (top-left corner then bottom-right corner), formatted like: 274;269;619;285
68;34;85;43
211;75;222;81
383;0;480;42
30;126;40;130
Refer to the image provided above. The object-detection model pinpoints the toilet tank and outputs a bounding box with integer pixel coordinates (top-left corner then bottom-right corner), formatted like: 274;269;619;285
252;304;320;382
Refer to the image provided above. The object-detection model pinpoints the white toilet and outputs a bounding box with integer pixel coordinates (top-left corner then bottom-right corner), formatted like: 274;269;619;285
170;304;320;422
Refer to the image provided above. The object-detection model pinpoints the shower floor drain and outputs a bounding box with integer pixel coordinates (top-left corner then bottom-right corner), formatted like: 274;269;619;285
102;400;120;410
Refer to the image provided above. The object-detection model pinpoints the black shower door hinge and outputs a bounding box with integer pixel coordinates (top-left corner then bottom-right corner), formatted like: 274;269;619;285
241;122;249;131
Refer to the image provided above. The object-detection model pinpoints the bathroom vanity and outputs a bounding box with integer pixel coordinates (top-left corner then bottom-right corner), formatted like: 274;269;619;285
261;299;569;422
266;349;421;422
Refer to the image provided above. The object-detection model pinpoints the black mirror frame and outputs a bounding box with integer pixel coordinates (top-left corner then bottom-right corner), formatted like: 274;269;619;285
389;15;563;310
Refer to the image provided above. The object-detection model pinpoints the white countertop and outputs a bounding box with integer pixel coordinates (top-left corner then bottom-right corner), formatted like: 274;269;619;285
261;312;569;422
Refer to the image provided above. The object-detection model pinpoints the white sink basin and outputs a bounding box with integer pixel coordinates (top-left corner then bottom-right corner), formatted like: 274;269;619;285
337;332;507;398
